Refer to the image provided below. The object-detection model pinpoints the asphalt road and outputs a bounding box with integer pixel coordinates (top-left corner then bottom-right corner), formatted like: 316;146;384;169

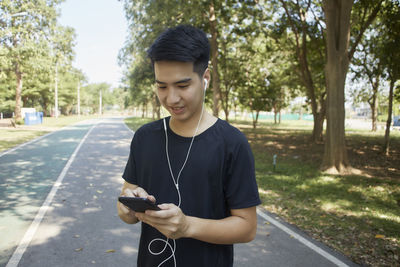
0;117;358;267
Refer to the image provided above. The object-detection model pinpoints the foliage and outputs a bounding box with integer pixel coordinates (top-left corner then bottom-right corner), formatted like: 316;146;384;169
119;0;299;123
0;0;84;117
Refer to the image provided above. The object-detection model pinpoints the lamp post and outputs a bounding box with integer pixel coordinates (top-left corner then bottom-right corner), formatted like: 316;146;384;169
77;80;80;116
55;64;59;118
99;89;102;116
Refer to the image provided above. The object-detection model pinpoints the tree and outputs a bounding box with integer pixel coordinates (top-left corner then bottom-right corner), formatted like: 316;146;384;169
379;1;400;155
269;0;327;142
351;28;384;132
50;24;76;117
81;83;113;114
236;35;275;129
321;0;383;174
0;0;64;120
120;0;265;118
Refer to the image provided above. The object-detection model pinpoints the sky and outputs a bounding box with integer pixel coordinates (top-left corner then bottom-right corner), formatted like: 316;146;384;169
58;0;128;88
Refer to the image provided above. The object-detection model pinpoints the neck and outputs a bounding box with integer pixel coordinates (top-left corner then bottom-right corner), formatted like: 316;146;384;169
169;110;206;137
169;111;217;137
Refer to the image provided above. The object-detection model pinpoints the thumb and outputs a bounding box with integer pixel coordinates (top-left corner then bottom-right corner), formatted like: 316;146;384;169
158;203;176;210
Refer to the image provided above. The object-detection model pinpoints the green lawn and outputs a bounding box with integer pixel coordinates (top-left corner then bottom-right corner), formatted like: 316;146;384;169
125;116;400;267
0;115;97;152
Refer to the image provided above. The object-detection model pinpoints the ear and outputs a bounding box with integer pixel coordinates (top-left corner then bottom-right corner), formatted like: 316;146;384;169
203;68;210;91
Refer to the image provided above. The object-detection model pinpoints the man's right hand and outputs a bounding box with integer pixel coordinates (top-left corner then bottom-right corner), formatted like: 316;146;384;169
117;182;156;224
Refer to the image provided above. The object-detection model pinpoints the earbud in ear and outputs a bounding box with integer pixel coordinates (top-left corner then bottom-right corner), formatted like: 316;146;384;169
204;79;208;91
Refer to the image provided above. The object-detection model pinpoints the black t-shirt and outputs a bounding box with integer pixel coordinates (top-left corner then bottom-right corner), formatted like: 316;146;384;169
122;117;261;267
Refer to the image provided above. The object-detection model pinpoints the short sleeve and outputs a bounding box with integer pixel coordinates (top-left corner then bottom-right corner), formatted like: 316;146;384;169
224;136;261;210
122;133;138;185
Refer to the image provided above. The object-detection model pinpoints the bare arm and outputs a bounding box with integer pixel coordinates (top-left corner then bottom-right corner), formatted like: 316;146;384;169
135;205;258;244
186;206;257;244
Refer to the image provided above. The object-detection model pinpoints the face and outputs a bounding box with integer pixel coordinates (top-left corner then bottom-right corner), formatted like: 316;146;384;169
154;61;208;124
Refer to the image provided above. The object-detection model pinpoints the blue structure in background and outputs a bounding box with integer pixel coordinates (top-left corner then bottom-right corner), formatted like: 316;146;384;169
24;112;43;125
394;116;400;127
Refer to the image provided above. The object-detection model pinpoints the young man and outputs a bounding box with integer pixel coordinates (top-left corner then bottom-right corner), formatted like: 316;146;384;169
117;25;261;267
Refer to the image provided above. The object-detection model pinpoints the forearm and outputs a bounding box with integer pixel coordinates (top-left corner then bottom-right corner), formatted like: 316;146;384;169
185;214;257;244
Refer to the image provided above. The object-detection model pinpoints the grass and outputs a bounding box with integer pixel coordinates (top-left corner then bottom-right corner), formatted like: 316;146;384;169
0;115;97;152
124;116;154;131
254;153;399;266
125;116;400;267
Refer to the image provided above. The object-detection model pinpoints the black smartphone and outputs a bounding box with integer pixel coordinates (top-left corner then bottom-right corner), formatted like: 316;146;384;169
118;196;161;212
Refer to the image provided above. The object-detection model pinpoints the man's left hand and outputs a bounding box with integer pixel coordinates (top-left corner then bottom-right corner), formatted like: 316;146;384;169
135;203;190;239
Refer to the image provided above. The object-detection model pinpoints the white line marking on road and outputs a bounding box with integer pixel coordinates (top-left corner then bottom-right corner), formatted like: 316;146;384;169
5;123;97;267
0;132;54;158
256;208;350;267
122;121;135;134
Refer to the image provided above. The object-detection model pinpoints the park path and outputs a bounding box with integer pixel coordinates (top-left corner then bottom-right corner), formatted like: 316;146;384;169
0;118;358;267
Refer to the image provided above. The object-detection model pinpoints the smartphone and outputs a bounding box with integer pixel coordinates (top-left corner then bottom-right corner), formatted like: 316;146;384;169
118;196;161;212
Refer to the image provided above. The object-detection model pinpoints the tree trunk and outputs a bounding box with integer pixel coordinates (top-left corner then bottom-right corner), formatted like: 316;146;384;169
279;110;281;124
152;93;160;119
14;63;23;121
383;79;394;155
223;107;229;122
209;1;221;117
312;111;325;142
321;0;353;174
252;110;259;129
312;99;326;142
369;92;378;132
365;62;380;132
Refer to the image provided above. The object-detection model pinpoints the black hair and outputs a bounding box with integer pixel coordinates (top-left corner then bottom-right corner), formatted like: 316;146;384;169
147;25;210;77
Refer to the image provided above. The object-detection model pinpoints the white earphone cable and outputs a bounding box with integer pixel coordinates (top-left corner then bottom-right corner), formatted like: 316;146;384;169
149;80;207;267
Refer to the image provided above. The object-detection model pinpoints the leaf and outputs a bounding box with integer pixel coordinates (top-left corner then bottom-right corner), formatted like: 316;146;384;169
375;234;385;239
106;249;116;253
96;190;103;194
75;248;83;252
264;221;270;225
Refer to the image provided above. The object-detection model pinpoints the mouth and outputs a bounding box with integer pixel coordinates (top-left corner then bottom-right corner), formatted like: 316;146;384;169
169;106;185;115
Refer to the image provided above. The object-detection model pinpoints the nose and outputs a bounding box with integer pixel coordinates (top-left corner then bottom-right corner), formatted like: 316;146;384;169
166;88;180;105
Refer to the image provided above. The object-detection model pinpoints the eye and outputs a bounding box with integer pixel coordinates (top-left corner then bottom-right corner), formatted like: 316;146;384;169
177;84;189;89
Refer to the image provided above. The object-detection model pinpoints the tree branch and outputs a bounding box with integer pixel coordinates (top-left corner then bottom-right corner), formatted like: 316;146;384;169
348;1;383;61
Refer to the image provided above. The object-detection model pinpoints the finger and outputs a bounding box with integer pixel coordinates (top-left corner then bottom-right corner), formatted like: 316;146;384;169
124;188;135;197
135;212;151;223
158;203;176;210
138;213;169;227
145;205;177;218
119;202;130;214
147;195;156;203
132;187;149;198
